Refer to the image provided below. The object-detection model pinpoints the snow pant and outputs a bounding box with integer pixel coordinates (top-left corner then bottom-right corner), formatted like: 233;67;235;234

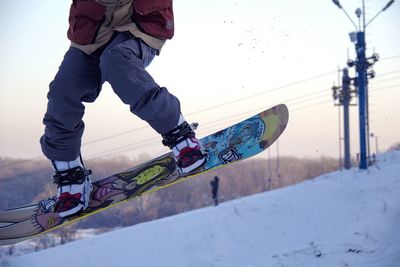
40;32;181;161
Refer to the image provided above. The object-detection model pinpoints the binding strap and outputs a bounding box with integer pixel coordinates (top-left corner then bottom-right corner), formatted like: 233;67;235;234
52;166;92;186
162;122;199;148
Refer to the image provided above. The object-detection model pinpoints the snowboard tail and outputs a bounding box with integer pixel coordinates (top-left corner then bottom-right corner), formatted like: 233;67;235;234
0;104;289;246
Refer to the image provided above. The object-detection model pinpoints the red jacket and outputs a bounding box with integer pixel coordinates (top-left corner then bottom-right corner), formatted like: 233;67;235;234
67;0;174;49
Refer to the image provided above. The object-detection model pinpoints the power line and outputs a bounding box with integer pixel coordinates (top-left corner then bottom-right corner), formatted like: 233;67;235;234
87;93;335;160
0;88;331;171
3;57;400;168
71;70;340;149
0;101;324;180
185;70;337;117
88;106;288;160
285;90;330;106
284;88;328;102
374;69;400;77
291;100;333;112
370;75;400;84
1;70;338;169
1;66;397;170
41;68;400;150
83;126;148;146
88;95;337;160
370;83;400;93
2;86;337;169
0;83;388;178
380;54;400;61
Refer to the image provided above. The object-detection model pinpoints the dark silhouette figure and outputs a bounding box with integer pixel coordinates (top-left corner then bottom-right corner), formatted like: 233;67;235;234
210;176;220;206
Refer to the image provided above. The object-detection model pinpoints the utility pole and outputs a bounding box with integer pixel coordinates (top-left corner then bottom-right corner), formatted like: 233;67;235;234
355;29;368;169
342;68;352;169
332;0;395;169
370;133;380;155
332;68;356;169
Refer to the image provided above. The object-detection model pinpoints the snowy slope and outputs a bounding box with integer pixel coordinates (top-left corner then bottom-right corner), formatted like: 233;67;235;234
3;151;400;267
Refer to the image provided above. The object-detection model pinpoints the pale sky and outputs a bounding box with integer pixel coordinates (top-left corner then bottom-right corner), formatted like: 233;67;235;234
0;0;399;162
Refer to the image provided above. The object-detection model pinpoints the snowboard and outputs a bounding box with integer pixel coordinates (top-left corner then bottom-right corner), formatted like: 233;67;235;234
0;104;288;246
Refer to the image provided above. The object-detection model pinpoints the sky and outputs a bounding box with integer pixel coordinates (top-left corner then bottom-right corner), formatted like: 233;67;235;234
0;0;399;163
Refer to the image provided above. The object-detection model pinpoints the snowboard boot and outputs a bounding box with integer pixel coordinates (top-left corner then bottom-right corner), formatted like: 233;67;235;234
162;121;207;173
51;166;93;217
48;158;93;217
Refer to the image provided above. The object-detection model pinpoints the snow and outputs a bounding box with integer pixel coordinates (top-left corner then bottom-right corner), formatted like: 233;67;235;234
2;151;400;267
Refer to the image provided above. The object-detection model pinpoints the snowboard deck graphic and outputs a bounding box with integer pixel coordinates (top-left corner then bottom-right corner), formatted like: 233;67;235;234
0;104;288;246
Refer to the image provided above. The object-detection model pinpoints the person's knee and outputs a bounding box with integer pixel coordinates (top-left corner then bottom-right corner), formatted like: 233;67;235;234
47;79;70;102
100;42;142;79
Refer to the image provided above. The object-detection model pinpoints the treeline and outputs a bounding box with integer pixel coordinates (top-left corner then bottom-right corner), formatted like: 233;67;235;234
0;155;339;230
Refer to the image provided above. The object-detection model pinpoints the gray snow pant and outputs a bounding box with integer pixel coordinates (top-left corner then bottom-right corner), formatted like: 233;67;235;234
40;32;181;161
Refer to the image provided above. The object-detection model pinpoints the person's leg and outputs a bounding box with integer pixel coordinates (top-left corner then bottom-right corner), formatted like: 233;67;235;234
39;47;102;217
40;47;102;162
100;32;206;173
100;32;181;134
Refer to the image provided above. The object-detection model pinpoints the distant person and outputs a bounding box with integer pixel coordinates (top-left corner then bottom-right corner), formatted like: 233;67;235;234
210;176;220;206
39;0;206;218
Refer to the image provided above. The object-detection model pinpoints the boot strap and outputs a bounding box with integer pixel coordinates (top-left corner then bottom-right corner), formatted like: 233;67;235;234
162;122;198;148
52;166;92;186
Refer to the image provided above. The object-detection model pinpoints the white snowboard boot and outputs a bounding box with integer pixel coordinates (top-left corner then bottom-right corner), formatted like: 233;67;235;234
162;120;207;173
50;158;93;217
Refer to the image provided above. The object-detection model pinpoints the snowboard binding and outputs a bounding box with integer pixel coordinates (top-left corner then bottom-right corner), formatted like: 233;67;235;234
162;122;207;173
